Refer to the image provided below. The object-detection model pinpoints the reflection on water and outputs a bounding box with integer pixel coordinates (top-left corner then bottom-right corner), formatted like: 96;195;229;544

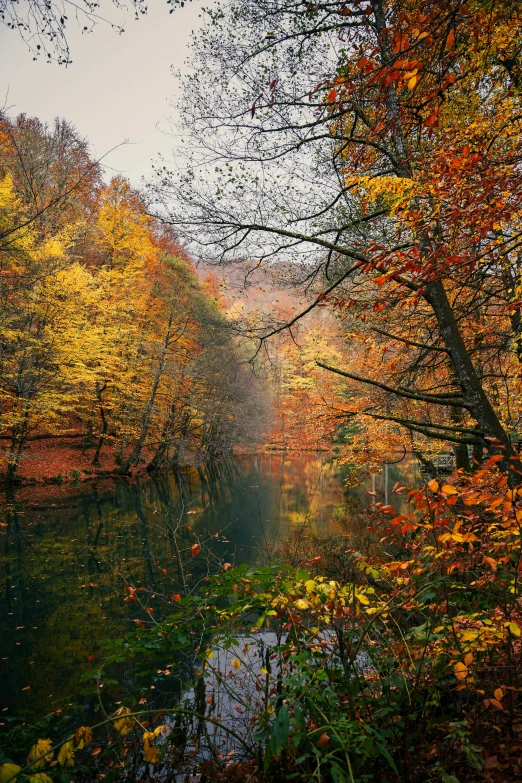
0;453;355;718
0;452;420;719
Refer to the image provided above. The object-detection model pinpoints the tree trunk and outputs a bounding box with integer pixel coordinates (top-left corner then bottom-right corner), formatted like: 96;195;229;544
424;280;514;458
121;314;174;473
92;381;108;466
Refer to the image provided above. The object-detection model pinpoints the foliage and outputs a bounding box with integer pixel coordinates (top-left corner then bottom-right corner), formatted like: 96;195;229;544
154;0;522;473
0;114;264;484
3;462;522;781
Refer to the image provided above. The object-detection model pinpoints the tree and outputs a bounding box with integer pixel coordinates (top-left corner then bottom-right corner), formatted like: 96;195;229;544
0;114;264;483
152;0;522;468
0;0;148;63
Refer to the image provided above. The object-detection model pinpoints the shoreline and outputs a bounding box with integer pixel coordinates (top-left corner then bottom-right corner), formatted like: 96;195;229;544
0;438;334;491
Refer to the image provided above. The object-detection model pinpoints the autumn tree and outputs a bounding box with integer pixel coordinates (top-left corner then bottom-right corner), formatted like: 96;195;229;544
153;0;522;469
0;114;263;483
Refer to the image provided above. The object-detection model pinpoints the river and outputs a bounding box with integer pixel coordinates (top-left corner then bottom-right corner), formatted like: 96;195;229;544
0;452;419;719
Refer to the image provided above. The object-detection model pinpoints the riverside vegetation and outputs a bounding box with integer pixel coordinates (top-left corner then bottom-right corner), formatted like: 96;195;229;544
1;460;522;782
2;0;522;781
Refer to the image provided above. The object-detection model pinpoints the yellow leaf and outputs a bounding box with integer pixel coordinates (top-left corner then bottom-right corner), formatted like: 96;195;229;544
305;580;317;593
442;484;458;495
142;726;170;765
0;764;21;783
27;739;53;770
454;662;468;680
231;658;241;670
143;732;159;764
427;479;439;492
509;622;521;637
28;775;53;783
356;591;370;605
73;726;93;750
295;598;309;610
494;688;503;701
407;75;419;90
152;725;170;739
57;741;75;767
113;706;134;736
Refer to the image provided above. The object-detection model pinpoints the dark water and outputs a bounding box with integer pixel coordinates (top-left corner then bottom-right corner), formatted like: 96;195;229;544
0;453;363;719
0;453;419;721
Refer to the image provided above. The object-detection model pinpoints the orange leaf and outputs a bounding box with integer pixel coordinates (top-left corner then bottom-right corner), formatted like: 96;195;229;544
317;733;330;748
454;662;468;680
490;698;504;710
442;484;458;495
464;652;473;666
494;688;503;701
427;479;439;493
484;454;504;466
446;29;455;49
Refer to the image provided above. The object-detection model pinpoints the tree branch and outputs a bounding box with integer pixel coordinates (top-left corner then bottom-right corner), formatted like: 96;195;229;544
316;361;468;408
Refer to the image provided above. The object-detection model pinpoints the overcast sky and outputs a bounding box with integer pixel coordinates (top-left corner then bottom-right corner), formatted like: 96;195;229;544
0;1;204;184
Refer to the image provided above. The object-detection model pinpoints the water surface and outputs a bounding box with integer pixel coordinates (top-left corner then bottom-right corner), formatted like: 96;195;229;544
0;454;354;718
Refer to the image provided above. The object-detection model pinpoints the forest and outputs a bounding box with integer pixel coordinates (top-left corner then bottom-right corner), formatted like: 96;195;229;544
0;114;267;484
2;0;522;782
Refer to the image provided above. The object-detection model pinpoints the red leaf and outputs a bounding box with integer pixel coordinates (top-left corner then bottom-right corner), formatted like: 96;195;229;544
191;544;201;557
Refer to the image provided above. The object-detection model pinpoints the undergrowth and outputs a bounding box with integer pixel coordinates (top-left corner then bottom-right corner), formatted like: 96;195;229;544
1;457;522;782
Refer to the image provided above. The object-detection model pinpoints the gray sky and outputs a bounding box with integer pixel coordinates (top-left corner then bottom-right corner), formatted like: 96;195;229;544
0;1;204;184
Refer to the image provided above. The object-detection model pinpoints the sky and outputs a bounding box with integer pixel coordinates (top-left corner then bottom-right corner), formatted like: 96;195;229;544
0;0;205;185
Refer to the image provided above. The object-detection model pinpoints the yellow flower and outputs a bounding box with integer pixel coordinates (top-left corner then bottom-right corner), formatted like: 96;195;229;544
231;658;241;670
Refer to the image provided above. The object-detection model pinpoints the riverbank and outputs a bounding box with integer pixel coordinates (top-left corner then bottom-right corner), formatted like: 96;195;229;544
0;437;157;487
0;437;335;488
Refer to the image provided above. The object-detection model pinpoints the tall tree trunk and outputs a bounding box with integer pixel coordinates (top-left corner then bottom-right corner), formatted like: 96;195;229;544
92;381;108;466
372;0;516;464
424;280;514;457
6;406;29;484
121;314;174;473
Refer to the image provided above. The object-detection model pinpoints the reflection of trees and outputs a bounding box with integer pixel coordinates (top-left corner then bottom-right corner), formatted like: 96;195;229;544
0;455;346;716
